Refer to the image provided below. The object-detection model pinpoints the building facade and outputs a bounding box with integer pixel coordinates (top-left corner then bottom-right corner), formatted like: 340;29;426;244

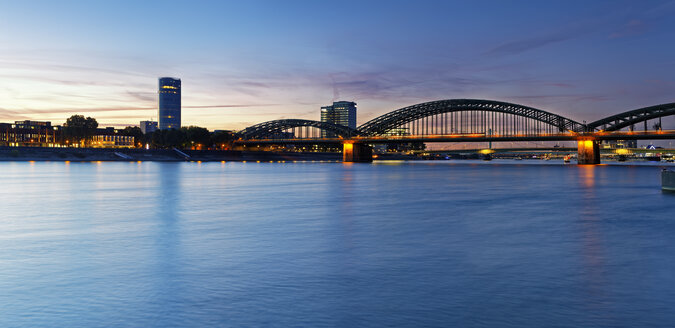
0;121;61;147
140;120;158;134
158;77;181;130
0;121;136;148
90;134;135;148
320;101;357;137
90;127;135;148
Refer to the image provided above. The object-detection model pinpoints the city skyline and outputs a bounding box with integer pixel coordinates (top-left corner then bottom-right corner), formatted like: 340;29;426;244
1;0;675;131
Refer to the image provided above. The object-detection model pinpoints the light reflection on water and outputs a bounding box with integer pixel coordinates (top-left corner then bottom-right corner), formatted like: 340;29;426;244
0;160;673;327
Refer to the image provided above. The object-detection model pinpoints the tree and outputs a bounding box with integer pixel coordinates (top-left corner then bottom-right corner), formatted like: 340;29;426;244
63;115;98;147
181;126;211;149
151;129;187;148
211;130;236;150
120;126;144;147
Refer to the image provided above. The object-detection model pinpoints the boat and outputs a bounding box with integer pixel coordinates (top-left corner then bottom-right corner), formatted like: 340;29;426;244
663;169;675;192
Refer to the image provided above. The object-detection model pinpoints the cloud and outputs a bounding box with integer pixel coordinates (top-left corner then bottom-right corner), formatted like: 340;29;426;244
0;104;278;117
0;58;150;78
488;32;578;56
545;82;575;88
2;106;154;115
126;91;155;102
485;13;614;56
609;19;647;39
506;94;609;103
183;104;279;109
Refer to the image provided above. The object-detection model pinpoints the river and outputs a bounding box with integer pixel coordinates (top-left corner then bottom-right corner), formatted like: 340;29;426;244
0;160;674;327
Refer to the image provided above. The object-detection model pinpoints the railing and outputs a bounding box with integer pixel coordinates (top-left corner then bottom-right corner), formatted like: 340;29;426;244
234;130;675;144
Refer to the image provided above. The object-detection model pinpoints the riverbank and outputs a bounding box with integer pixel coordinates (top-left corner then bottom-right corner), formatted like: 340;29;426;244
0;146;344;162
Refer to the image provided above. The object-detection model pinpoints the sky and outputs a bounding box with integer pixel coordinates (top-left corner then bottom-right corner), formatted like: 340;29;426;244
1;0;674;130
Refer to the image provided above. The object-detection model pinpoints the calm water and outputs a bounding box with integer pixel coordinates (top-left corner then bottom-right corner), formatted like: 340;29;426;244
0;160;674;327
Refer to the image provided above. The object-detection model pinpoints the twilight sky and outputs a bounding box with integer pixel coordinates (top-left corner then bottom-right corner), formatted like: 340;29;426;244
1;0;674;130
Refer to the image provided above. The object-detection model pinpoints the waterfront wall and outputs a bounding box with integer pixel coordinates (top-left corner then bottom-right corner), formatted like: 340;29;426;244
0;147;343;162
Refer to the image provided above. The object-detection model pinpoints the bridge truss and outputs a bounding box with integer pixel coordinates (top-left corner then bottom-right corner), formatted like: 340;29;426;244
237;119;357;140
357;99;586;137
586;102;675;132
235;99;675;144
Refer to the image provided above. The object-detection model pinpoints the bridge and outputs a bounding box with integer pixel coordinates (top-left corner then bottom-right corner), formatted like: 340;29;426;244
233;99;675;164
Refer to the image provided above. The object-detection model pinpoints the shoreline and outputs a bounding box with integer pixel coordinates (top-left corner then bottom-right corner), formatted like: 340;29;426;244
1;146;672;165
0;146;344;162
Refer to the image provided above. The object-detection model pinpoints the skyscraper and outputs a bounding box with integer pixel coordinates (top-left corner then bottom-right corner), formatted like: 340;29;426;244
320;101;356;137
158;77;181;130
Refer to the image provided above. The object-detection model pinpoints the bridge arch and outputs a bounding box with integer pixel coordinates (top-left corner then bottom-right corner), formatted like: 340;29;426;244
237;119;358;140
586;102;675;131
357;99;585;136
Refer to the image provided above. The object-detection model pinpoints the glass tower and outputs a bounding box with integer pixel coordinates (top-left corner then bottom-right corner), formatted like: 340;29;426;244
158;77;181;130
320;101;356;137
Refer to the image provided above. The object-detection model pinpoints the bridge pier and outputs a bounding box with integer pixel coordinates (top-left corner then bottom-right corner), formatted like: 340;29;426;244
577;140;600;165
343;143;373;163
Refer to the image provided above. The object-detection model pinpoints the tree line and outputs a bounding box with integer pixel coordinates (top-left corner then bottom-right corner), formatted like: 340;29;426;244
62;115;236;149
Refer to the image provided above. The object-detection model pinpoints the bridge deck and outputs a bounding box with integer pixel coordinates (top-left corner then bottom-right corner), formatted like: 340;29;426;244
235;130;675;145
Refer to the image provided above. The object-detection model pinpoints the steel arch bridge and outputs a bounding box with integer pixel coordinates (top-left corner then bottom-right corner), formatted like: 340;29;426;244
233;98;675;164
237;119;358;140
235;99;675;141
357;99;586;136
586;102;675;132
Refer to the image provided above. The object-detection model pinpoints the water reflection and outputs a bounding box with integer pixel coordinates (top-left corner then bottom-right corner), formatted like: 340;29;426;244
151;163;184;317
1;161;674;327
574;165;611;324
579;165;596;189
156;163;181;221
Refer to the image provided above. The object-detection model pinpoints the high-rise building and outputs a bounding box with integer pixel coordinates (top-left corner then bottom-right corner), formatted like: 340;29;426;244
140;120;158;134
158;77;181;130
320;101;356;137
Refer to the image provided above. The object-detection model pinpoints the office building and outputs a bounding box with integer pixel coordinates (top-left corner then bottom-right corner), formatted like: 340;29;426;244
320;101;356;137
140;120;158;134
158;77;181;130
0;121;60;147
